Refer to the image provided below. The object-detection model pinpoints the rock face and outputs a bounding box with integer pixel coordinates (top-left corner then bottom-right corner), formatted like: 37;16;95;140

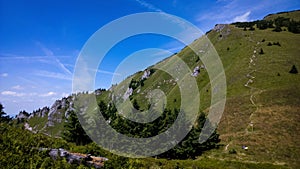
213;24;231;39
141;69;151;80
123;87;133;100
24;122;33;132
16;111;29;120
15;91;104;136
45;100;64;127
191;66;200;77
29;107;50;119
214;24;226;32
47;148;108;168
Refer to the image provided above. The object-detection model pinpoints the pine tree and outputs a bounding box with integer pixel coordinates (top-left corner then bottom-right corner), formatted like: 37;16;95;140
289;65;298;74
0;103;10;122
62;110;92;145
132;99;140;110
259;48;264;54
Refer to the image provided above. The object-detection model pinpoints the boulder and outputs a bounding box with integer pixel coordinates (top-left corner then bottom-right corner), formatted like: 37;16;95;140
191;66;200;77
123;87;133;100
141;70;151;80
46;148;107;168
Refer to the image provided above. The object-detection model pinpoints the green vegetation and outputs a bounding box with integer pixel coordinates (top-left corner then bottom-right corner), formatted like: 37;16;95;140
233;10;300;34
62;110;92;145
1;10;300;168
289;65;298;74
0;120;288;169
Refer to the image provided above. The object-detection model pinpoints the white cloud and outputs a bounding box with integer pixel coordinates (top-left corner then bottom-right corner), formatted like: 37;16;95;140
36;41;72;75
0;73;8;77
61;92;70;98
232;11;251;22
12;85;23;90
96;69;121;76
134;0;163;12
40;92;56;97
28;92;38;96
34;71;72;81
1;91;25;97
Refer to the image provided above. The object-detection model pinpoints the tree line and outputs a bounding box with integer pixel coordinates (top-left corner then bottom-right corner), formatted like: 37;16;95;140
63;100;220;159
232;16;300;33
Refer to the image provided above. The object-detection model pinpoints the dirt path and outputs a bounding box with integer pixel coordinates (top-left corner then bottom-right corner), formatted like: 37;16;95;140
224;37;264;152
243;38;264;135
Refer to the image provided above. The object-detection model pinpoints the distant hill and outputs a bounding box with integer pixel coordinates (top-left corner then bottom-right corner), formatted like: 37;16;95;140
264;10;300;21
18;10;300;168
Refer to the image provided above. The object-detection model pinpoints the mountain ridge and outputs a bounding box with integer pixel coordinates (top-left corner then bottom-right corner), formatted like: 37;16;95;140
14;9;300;168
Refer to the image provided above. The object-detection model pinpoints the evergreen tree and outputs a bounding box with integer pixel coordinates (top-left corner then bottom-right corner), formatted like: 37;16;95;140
0;103;10;123
62;110;92;145
132;99;140;110
289;65;298;74
259;48;264;54
158;111;220;159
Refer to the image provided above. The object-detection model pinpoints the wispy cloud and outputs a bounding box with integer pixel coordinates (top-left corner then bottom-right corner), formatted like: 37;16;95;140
196;0;252;24
17;77;38;87
133;0;200;42
12;85;23;90
196;0;291;25
65;63;120;76
152;46;183;56
34;70;72;81
61;92;70;98
96;69;121;76
36;41;72;75
134;0;163;12
1;91;25;97
232;11;251;22
0;73;8;77
40;91;56;97
133;0;184;26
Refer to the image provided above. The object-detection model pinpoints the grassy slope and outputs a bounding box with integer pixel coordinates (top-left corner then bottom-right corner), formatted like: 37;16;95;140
264;10;300;21
93;24;300;168
205;23;300;168
95;11;300;168
26;10;299;168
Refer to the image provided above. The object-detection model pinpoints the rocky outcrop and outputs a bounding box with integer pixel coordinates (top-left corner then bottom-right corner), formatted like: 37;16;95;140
61;98;67;109
141;69;151;80
123;87;133;100
16;111;29;120
45;100;64;127
191;66;200;77
24;122;33;132
214;24;226;32
44;148;108;168
29;107;50;119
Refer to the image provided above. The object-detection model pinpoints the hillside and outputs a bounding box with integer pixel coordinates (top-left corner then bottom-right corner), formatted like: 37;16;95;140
264;10;300;21
13;10;300;168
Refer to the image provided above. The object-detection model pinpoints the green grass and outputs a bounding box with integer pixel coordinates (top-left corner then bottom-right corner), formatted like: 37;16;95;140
26;10;300;168
28;115;48;131
92;19;300;168
128;157;290;169
264;10;300;21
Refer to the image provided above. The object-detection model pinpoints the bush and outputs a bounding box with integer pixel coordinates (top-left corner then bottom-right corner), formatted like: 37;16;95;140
229;149;237;154
273;42;281;46
289;65;298;74
259;48;264;54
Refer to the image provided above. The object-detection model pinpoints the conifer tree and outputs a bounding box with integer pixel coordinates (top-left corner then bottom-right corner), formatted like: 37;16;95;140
62;110;92;145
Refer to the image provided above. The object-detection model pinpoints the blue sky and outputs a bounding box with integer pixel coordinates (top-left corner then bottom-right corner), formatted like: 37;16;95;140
0;0;299;116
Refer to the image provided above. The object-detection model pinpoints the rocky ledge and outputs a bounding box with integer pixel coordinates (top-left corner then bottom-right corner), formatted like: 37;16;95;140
39;148;108;168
